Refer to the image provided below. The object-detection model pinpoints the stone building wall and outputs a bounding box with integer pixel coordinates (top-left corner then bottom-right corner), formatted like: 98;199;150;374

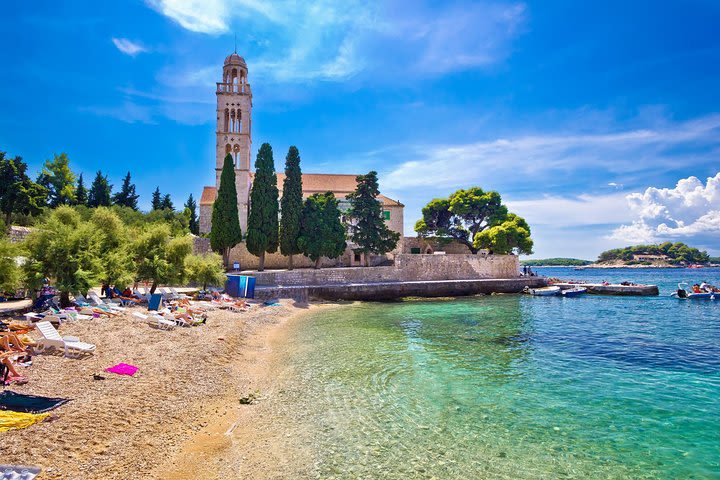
249;253;520;286
402;237;472;254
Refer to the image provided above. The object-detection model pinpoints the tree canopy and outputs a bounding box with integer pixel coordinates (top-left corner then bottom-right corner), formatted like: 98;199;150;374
346;171;399;264
130;223;193;294
88;171;112;207
37;153;76;207
185;194;199;235
185;252;226;290
0;152;47;227
473;213;533;255
210;153;242;267
246;143;279;271
0;238;23;293
279;146;303;269
74;173;88;206
112;171;139;210
415;187;519;254
161;193;174;211
298;192;347;268
151;187;162;211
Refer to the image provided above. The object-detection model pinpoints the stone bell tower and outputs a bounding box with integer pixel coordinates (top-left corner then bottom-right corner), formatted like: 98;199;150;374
216;52;252;231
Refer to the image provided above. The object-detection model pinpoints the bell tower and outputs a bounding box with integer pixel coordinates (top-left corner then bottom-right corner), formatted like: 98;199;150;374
216;52;252;231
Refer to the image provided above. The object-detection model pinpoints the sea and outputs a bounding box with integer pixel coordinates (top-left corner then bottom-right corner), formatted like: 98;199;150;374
266;267;720;479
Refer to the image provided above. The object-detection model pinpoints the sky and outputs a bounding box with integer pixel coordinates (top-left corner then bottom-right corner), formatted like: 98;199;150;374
2;0;720;259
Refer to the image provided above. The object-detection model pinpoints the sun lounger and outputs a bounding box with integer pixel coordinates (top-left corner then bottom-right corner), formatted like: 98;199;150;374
88;292;126;311
132;312;176;330
33;321;96;358
148;293;163;311
169;287;190;300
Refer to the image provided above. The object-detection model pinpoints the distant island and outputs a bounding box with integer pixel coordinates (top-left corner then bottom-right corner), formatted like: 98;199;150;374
595;242;710;267
521;258;593;266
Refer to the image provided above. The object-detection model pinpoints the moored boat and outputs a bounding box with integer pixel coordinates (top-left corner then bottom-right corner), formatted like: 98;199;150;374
561;287;587;297
671;283;718;300
524;286;561;296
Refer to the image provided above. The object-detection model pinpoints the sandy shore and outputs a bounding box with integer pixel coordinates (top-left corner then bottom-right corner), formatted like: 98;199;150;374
4;299;338;479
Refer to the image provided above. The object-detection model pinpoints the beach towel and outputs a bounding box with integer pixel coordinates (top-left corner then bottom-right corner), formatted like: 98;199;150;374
105;363;138;376
0;411;50;432
148;293;162;311
0;391;70;414
0;389;64;411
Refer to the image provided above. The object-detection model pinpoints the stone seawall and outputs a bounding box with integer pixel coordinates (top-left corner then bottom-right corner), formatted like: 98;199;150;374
249;254;520;287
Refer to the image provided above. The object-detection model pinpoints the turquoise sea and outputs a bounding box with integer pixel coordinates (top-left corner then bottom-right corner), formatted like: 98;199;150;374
270;268;720;479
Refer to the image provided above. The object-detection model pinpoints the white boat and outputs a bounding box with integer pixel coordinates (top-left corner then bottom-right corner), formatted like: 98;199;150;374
524;286;561;296
561;287;587;297
671;283;717;300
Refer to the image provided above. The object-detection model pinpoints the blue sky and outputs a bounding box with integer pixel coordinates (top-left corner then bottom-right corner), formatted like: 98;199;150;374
2;0;720;259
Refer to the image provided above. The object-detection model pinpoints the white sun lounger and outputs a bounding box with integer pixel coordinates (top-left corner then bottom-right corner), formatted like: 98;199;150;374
88;292;126;311
34;321;96;358
132;312;176;330
169;287;189;299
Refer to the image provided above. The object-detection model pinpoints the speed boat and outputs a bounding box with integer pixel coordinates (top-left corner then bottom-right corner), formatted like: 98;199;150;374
561;287;587;297
671;283;717;300
524;286;561;296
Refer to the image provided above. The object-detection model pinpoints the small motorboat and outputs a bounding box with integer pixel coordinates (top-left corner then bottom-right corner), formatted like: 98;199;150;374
561;287;587;297
671;283;717;300
524;286;561;296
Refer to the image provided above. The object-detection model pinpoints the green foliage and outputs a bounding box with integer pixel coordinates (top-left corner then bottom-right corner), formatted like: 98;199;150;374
185;194;199;235
709;257;720;264
112;171;139;210
246;143;279;270
415;187;511;253
597;242;710;264
473;213;533;255
185;252;226;290
298;192;347;268
37;153;76;207
0;152;47;226
151;187;162;211
89;207;135;287
161;193;174;211
521;258;592;266
346;171;399;261
210;154;242;266
88;170;112;207
24;206;103;305
0;238;23;293
279;146;303;264
130;223;192;293
74;173;88;206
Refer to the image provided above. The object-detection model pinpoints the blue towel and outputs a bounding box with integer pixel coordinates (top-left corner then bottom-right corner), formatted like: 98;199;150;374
148;293;162;311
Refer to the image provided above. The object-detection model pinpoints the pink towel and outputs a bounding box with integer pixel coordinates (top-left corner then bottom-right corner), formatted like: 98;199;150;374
105;363;138;376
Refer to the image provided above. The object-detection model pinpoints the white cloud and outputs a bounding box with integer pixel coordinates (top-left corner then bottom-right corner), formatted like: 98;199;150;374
112;38;147;56
610;172;720;246
384;115;720;189
145;0;526;83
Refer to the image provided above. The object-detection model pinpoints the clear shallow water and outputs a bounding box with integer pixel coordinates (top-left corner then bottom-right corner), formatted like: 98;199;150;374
271;268;720;479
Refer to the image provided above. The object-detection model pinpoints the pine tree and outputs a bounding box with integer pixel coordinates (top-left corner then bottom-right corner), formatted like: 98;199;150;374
0;152;47;227
151;187;162;211
185;194;199;235
210;154;242;267
112;171;139;210
74;173;88;206
161;194;174;211
347;171;400;265
298;192;347;269
279;146;303;269
88;170;112;207
246;143;279;271
37;152;76;207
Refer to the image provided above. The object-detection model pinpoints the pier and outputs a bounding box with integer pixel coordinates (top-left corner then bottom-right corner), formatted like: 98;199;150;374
552;282;659;296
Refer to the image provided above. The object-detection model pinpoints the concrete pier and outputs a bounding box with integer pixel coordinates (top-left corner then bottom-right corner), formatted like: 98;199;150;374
255;277;546;301
553;282;659;296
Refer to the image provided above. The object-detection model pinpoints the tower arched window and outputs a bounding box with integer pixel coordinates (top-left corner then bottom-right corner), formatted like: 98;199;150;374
224;108;229;132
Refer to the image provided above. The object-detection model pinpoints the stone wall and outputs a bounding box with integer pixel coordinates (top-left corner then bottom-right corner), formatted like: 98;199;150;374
250;253;520;286
402;237;472;254
8;226;33;244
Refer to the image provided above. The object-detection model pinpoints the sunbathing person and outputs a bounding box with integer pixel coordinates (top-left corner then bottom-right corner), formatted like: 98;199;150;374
1;351;27;384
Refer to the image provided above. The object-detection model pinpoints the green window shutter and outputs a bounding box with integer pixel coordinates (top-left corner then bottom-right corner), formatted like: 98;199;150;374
383;210;390;220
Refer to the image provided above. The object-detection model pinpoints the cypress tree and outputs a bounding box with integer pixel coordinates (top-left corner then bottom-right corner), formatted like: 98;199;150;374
151;187;162;210
185;194;199;235
112;171;139;210
246;143;279;271
74;173;88;206
279;146;303;269
88;170;112;207
161;193;174;211
298;192;347;269
347;171;400;265
210;153;242;267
